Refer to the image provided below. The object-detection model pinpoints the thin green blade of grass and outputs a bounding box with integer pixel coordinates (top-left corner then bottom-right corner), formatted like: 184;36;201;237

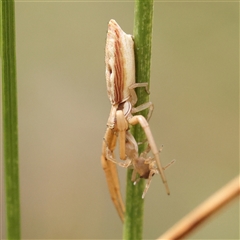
2;0;21;239
123;0;154;239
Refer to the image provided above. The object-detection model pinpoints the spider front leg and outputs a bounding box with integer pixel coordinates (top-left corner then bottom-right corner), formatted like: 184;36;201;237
128;115;170;195
101;127;125;222
115;110;129;161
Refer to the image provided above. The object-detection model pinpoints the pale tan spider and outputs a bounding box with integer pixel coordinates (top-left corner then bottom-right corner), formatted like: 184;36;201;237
101;19;171;221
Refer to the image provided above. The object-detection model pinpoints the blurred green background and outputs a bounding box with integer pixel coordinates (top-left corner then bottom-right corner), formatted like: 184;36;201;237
2;1;239;239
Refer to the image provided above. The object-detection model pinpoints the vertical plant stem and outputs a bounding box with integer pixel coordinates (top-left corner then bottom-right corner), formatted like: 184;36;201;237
123;1;154;239
2;0;21;239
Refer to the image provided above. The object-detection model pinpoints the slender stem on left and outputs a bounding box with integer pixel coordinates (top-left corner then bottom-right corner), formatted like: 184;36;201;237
2;1;21;239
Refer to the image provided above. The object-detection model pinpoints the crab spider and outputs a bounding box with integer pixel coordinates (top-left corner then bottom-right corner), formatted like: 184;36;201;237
105;19;170;194
102;19;171;221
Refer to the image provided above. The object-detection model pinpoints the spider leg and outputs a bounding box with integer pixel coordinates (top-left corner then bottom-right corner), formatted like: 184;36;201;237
101;127;125;222
116;110;128;161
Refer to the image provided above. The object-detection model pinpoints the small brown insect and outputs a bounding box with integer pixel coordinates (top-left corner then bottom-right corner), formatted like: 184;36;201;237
106;114;175;199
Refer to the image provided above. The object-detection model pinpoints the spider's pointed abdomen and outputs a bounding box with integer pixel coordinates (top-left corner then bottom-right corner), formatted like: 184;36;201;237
105;19;135;105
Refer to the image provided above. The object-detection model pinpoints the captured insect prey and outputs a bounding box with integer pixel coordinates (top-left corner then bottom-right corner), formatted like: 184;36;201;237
106;130;176;199
101;19;174;222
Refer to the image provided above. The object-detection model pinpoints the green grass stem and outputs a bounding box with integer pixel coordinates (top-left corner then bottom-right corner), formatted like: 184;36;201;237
1;0;21;239
123;1;154;239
